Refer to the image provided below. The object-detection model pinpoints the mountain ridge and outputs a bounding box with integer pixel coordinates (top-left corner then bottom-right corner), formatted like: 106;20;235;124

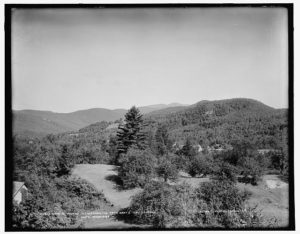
12;98;285;137
13;102;187;136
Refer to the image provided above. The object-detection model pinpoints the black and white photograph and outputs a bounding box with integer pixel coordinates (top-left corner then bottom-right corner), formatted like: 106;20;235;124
5;3;294;231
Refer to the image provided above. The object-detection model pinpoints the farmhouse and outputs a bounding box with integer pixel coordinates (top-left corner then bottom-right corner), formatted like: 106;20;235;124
13;181;28;205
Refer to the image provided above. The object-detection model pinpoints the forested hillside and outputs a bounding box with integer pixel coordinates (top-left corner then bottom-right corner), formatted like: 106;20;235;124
12;108;126;136
35;98;288;152
145;98;288;150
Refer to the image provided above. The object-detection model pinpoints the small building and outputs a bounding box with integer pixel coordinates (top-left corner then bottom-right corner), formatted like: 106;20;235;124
257;149;280;155
205;110;214;115
69;133;80;137
172;142;183;150
207;144;226;153
194;144;203;152
13;181;28;205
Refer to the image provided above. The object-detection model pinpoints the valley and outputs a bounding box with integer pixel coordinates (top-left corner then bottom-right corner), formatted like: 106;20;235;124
11;98;291;230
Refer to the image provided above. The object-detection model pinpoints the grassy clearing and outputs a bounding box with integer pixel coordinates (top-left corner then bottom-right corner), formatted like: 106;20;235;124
72;164;142;209
72;164;144;228
237;175;289;227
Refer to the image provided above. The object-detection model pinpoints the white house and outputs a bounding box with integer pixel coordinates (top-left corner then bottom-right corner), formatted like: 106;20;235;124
13;181;27;205
195;144;203;152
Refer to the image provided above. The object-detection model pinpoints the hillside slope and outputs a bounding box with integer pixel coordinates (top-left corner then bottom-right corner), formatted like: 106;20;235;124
145;98;288;149
12;103;186;136
13;108;126;136
54;98;288;151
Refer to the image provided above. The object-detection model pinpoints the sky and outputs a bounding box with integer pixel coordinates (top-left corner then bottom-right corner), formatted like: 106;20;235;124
12;7;289;112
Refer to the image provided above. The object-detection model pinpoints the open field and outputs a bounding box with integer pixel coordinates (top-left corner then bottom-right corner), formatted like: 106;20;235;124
72;164;142;209
72;164;144;229
72;164;289;228
237;175;289;227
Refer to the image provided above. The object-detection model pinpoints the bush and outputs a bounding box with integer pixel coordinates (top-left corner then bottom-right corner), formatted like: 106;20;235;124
55;177;107;209
196;180;244;211
122;180;263;228
74;147;110;164
12;175;110;229
125;181;183;228
186;155;213;177
12;190;70;229
172;154;189;171
211;161;239;183
193;180;262;228
238;156;263;185
156;155;179;182
118;148;157;189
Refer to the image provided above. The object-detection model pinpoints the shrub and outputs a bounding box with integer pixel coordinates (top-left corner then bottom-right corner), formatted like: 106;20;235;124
193;180;262;228
74;147;110;164
118;148;157;189
172;154;189;171
125;181;182;228
12;175;110;229
12;192;70;229
186;155;213;177
156;155;179;182
211;161;239;183
123;180;263;228
55;177;106;209
238;156;263;185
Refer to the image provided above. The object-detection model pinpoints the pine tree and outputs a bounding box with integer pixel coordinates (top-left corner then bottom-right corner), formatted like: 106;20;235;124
116;106;146;159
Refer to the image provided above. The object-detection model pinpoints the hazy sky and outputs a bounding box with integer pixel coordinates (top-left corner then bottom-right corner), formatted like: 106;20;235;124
12;7;288;112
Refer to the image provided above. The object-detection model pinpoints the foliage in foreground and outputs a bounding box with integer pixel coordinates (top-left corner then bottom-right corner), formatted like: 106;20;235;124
12;177;110;229
124;180;264;228
12;137;112;229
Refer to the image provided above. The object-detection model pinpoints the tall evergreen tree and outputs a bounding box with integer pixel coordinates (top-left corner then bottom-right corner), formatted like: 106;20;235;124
116;106;146;159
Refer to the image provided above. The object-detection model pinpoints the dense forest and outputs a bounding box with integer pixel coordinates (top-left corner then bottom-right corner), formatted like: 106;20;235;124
145;99;288;149
11;98;290;229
